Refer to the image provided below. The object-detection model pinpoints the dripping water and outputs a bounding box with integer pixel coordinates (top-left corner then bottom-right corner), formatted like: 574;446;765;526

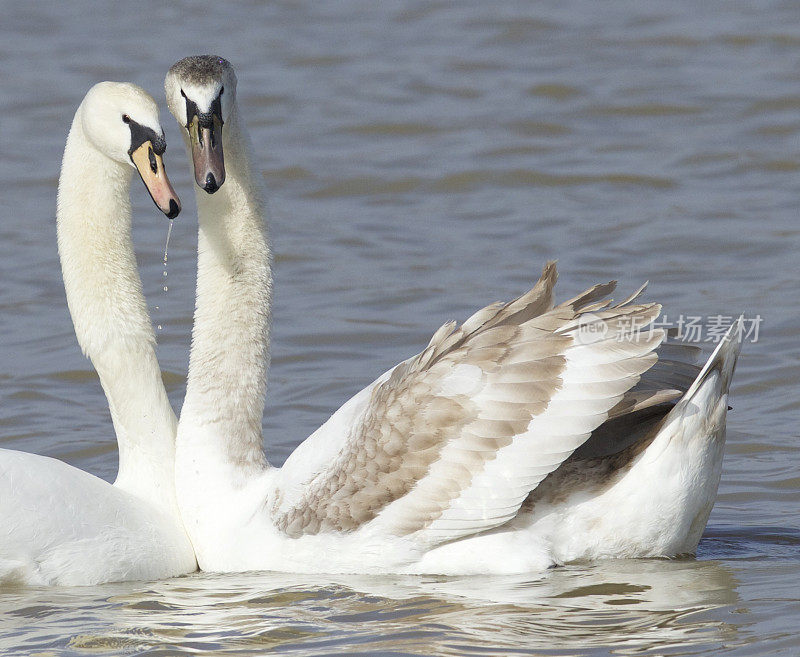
155;218;174;334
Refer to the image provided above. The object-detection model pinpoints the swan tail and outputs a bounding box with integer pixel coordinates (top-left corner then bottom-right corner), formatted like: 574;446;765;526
635;317;743;552
681;316;743;405
646;316;743;458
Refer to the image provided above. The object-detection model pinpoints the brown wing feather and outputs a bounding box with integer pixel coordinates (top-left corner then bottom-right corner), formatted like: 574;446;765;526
273;262;664;540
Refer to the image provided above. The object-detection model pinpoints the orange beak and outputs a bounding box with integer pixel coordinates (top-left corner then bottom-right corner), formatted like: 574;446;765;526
130;142;181;218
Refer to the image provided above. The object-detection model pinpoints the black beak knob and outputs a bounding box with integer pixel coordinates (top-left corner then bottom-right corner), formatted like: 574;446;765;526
204;172;218;194
166;199;180;219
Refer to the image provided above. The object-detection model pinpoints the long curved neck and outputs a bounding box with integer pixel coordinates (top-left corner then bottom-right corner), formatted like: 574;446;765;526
56;108;179;514
179;104;273;472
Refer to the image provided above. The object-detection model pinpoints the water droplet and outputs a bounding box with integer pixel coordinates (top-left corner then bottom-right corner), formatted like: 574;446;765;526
155;220;173;336
163;219;174;259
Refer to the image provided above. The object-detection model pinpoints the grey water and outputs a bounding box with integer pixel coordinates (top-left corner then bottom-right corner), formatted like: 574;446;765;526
1;0;799;654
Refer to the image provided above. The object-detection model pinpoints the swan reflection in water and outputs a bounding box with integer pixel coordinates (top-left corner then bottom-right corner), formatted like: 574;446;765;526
0;559;739;655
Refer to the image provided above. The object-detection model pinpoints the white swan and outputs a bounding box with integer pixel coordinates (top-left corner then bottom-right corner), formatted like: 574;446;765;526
0;82;196;586
166;56;742;575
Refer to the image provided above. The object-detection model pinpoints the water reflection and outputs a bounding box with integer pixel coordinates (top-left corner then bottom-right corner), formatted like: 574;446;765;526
0;559;738;656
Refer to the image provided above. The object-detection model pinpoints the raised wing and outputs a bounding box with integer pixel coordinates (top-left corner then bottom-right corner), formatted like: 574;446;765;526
273;262;666;546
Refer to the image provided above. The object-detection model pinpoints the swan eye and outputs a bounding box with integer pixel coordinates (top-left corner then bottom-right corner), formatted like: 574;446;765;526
180;89;187;99
122;114;131;124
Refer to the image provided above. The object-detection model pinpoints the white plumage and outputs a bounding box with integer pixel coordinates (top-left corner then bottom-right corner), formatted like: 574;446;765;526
0;83;195;586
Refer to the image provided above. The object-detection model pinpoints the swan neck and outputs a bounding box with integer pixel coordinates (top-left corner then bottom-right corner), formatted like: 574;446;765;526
56;109;179;513
180;104;273;472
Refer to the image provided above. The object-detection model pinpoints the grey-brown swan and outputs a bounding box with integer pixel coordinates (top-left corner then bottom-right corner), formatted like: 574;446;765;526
167;56;741;575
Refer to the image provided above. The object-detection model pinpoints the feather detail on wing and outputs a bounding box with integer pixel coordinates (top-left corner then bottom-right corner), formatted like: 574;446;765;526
272;262;666;545
566;334;702;461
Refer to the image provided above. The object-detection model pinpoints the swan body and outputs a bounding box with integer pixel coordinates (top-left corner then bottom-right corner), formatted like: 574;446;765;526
167;56;741;575
0;451;193;585
0;82;196;586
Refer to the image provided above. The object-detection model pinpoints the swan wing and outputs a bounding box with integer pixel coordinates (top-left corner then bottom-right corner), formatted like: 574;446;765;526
274;262;666;546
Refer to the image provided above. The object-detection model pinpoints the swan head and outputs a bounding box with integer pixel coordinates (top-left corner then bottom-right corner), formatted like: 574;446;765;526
81;82;181;219
165;55;236;194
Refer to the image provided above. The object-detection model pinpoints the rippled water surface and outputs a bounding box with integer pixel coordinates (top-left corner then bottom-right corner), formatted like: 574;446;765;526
1;1;799;655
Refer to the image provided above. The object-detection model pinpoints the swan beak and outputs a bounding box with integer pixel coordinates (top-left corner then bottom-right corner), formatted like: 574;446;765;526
188;114;225;194
130;142;181;219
